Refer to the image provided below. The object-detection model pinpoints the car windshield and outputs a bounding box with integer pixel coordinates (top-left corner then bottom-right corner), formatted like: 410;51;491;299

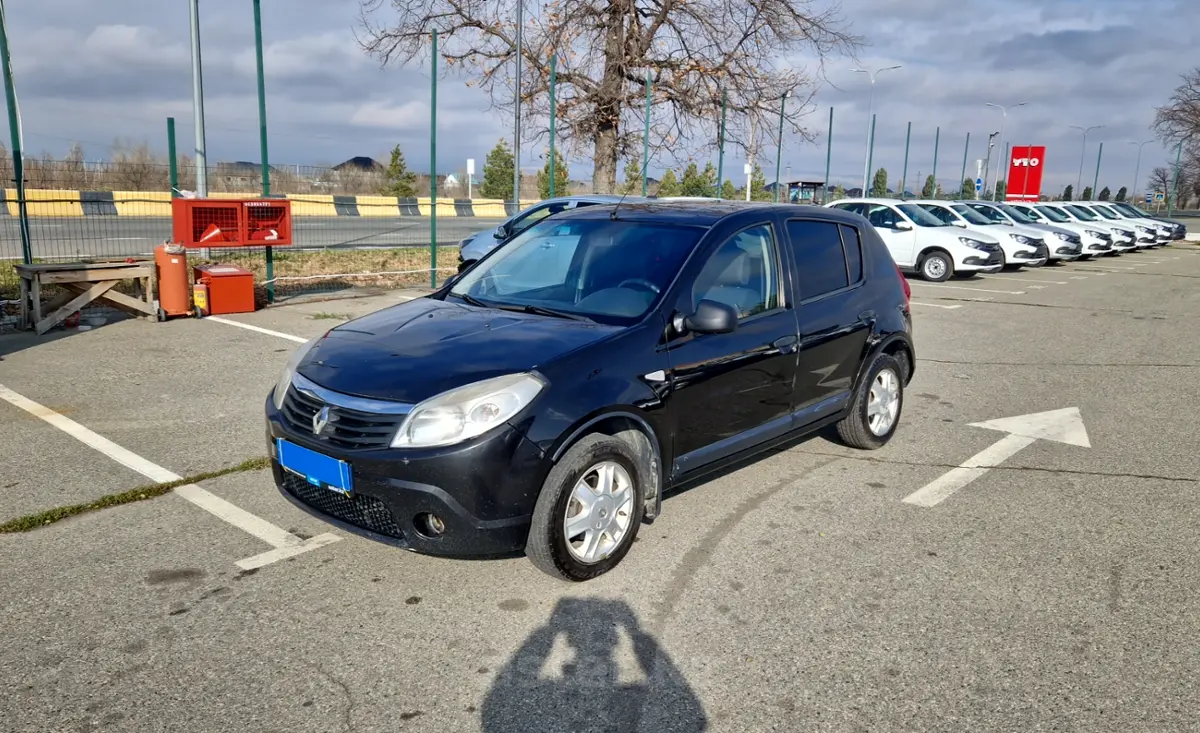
1065;205;1099;221
449;216;705;325
1035;206;1071;223
995;204;1034;225
950;204;995;225
1092;205;1121;220
896;203;949;227
1112;202;1147;217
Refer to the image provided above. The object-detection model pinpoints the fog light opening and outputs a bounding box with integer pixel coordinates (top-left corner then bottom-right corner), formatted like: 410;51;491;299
415;512;446;538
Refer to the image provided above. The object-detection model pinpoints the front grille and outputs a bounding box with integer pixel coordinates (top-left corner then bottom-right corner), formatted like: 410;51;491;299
1098;233;1112;242
1034;242;1049;259
281;472;405;539
986;252;1003;265
281;387;403;450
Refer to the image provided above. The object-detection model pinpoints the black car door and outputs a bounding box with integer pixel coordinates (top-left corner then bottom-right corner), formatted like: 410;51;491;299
783;217;873;424
662;220;801;475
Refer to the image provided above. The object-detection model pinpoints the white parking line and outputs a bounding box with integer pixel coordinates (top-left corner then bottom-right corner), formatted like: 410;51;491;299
206;316;309;343
980;276;1068;284
0;382;339;568
910;301;962;310
909;284;1026;295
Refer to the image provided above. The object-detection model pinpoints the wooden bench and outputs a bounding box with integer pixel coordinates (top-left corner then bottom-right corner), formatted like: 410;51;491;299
15;260;159;335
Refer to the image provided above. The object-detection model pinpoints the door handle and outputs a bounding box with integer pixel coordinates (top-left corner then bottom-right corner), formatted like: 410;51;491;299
771;334;799;354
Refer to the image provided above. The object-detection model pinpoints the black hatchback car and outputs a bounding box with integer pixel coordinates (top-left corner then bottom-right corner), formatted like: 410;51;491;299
265;201;915;581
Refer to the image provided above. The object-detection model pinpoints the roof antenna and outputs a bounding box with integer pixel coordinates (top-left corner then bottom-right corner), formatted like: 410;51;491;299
613;71;660;220
611;153;653;220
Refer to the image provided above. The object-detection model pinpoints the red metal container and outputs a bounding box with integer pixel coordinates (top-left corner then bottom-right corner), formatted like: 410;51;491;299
192;264;256;315
171;198;293;248
154;243;193;317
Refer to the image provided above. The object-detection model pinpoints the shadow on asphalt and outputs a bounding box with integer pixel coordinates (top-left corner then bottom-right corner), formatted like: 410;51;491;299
481;597;707;732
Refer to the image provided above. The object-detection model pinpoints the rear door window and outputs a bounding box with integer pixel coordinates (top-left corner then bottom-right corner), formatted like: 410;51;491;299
785;219;852;301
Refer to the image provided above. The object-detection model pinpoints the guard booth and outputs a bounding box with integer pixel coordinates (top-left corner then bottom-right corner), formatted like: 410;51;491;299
784;180;827;205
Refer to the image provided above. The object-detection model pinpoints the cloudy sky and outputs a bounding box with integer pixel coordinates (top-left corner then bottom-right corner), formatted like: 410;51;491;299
4;0;1196;195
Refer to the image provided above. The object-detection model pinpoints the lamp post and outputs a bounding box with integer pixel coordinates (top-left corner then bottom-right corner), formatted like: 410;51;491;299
1069;124;1104;196
984;101;1026;201
1128;139;1154;201
851;65;901;193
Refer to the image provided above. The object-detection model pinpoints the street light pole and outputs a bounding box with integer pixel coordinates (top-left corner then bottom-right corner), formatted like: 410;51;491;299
985;101;1026;201
851;65;901;193
1128;139;1154;201
1069;124;1104;196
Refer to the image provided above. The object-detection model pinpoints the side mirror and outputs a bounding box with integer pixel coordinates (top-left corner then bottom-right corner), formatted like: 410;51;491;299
893;221;913;231
953;220;967;228
493;224;509;240
683;300;738;335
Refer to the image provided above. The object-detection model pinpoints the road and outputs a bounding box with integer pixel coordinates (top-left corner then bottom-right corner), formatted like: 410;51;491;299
0;216;506;259
1;244;1199;731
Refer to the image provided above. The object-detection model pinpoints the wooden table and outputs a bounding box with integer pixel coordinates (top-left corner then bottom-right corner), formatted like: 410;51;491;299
15;261;159;334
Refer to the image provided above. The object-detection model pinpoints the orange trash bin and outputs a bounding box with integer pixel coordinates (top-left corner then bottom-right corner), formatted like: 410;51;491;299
154;243;192;318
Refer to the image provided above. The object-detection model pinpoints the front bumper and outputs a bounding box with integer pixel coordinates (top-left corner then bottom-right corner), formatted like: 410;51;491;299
959;250;1004;272
1051;242;1083;260
265;393;548;557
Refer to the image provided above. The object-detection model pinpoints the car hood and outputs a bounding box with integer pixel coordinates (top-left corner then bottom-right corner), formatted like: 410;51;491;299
939;226;1000;244
1019;222;1077;239
460;232;499;262
296;298;621;404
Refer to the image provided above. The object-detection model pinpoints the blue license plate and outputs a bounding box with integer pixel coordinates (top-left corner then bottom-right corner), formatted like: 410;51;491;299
276;439;353;495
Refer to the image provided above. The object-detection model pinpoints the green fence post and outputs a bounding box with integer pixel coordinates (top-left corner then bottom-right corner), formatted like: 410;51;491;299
931;126;940;196
1091;142;1102;201
823;107;833;203
1169;140;1182;216
253;0;274;303
959;132;970;197
642;71;651;196
865;114;876;194
716;89;726;197
0;2;32;265
548;54;557;198
430;29;438;288
900;121;911;200
773;92;786;203
167;117;179;197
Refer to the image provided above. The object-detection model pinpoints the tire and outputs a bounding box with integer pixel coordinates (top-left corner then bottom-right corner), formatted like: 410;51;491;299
526;433;646;581
952;271;978;279
918;251;952;282
837;353;905;450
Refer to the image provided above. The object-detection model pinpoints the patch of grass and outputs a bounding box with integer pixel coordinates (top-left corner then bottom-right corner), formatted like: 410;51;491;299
308;311;351;320
0;456;270;533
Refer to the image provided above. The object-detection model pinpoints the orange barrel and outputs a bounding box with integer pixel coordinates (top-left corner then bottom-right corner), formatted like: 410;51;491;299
154;243;193;317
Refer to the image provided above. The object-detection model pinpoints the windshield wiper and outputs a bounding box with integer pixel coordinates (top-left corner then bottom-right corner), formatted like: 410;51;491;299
455;292;491;308
515;303;594;322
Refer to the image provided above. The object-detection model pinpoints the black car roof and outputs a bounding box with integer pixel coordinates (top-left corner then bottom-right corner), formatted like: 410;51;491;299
552;200;866;228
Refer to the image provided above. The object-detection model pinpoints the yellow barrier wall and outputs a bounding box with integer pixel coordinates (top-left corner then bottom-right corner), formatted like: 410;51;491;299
471;199;508;217
417;197;462;217
355;195;402;217
113;191;172;217
284;194;337;217
4;189;83;217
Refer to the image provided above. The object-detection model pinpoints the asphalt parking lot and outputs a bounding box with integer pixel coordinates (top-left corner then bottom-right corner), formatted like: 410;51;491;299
3;243;1199;732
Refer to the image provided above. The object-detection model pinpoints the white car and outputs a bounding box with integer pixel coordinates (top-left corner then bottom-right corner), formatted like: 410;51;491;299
1075;202;1166;247
1008;203;1113;258
826;197;1004;281
957;200;1083;262
1046;202;1138;253
911;200;1048;269
1107;201;1186;241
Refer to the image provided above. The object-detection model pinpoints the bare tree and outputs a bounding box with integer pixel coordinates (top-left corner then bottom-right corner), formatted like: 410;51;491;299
110;140;167;191
357;0;861;193
1154;67;1200;195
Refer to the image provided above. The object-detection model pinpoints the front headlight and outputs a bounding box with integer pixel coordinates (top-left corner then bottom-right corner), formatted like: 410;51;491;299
958;237;990;250
1114;228;1133;238
1085;229;1106;239
1054;232;1071;241
1137;226;1153;235
272;333;325;410
391;373;546;448
1011;234;1031;245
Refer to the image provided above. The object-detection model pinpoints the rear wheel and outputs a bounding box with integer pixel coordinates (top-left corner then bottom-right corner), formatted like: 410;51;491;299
526;434;646;581
918;251;952;282
837;353;904;450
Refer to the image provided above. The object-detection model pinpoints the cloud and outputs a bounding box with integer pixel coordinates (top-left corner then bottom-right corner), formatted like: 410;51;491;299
2;0;1197;192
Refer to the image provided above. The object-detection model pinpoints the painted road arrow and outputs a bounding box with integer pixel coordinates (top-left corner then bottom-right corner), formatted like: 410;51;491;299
902;407;1090;508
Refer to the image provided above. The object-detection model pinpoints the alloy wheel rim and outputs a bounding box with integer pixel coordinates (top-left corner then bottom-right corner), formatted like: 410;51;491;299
867;368;900;436
563;461;634;564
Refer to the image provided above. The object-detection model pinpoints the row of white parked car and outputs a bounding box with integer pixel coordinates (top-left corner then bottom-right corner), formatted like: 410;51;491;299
825;197;1184;281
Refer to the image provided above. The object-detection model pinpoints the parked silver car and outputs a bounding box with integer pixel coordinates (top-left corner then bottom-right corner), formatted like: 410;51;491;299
457;194;647;271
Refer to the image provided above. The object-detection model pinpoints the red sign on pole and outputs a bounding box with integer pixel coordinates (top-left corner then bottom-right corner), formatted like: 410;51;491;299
1005;145;1045;201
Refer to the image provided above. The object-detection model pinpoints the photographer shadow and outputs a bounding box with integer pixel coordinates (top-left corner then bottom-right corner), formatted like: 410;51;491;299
482;597;708;732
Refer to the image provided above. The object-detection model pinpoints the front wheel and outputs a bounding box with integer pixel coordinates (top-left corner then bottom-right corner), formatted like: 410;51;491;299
837;353;905;450
918;251;952;282
526;434;646;581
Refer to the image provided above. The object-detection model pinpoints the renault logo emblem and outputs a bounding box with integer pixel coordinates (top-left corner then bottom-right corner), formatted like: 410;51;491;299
312;406;331;435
